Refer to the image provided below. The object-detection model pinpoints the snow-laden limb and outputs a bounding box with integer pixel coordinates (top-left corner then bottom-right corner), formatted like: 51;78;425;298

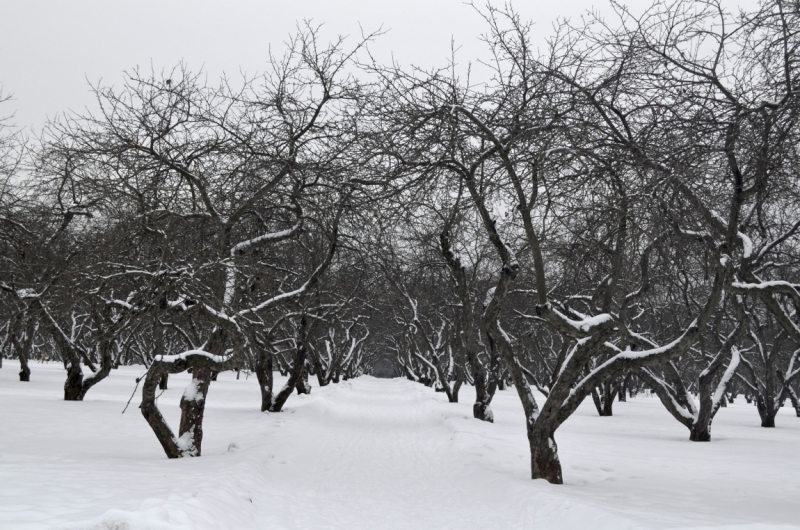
709;209;729;231
237;233;337;317
108;299;134;310
155;349;233;364
562;321;701;414
483;287;496;308
230;222;302;256
564;313;614;334
238;280;314;316
0;282;41;299
556;337;591;380
711;347;741;411
224;221;303;307
538;302;616;339
784;349;800;385
730;280;800;294
738;232;753;259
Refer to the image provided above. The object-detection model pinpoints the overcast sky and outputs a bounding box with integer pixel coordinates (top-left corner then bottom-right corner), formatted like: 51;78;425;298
0;0;753;132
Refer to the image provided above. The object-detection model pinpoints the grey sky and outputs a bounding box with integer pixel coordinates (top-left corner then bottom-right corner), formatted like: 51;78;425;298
0;0;752;132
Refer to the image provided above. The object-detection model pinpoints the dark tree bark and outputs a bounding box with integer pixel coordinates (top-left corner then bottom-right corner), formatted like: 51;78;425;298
178;366;212;454
11;315;34;382
440;229;495;421
140;328;240;458
296;361;312;395
39;303;121;401
591;380;618;416
756;396;777;428
269;316;309;412
788;386;800;417
254;345;274;412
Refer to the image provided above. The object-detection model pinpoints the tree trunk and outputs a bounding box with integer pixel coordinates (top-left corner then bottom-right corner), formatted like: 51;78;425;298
255;349;274;412
756;396;777;427
313;355;328;387
439;229;493;421
296;362;312;395
591;381;616;416
602;387;615;416
270;316;309;412
63;362;85;401
141;364;184;459
159;373;169;390
473;370;494;422
448;366;464;403
12;316;35;382
618;372;631;402
177;367;212;456
690;377;714;442
19;357;30;381
529;427;563;484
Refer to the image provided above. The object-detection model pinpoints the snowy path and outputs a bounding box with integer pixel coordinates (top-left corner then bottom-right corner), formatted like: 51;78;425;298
1;364;799;529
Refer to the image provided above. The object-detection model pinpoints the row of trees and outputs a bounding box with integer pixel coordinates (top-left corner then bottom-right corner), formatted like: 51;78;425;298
3;0;800;484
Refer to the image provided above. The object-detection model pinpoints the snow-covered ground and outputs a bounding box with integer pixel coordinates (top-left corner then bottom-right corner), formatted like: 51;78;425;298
1;363;798;530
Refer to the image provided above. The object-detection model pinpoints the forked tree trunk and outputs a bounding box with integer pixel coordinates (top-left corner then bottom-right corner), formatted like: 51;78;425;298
270;316;309;412
61;339;115;401
689;419;711;441
140;322;238;459
591;381;617;416
440;229;494;421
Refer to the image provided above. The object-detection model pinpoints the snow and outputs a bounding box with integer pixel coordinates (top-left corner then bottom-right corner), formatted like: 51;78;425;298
739;232;753;259
571;313;613;332
551;305;613;334
181;379;203;403
732;280;800;292
2;363;800;530
483;286;496;307
711;348;741;410
230;223;301;256
155;350;231;364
